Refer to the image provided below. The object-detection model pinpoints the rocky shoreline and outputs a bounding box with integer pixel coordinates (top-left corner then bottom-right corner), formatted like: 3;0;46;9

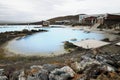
0;47;120;80
0;28;120;80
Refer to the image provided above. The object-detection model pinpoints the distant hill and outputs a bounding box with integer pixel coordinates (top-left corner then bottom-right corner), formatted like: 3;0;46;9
30;21;42;25
30;15;79;25
0;23;31;25
47;15;79;24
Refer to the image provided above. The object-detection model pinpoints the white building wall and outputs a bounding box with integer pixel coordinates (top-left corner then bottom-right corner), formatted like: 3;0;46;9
79;14;88;23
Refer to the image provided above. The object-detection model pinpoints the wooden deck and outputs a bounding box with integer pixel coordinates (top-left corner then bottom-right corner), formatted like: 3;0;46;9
73;39;110;49
116;42;120;46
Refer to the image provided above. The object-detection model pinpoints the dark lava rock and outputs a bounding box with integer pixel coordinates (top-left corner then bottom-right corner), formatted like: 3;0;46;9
49;66;75;80
43;64;60;72
0;69;8;80
77;51;120;80
27;69;49;80
10;70;20;80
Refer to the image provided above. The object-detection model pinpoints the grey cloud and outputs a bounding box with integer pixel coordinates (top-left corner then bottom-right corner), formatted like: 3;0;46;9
0;0;119;23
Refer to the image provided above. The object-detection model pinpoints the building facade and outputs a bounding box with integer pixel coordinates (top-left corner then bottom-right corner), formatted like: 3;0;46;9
42;21;50;27
96;14;120;29
79;14;88;24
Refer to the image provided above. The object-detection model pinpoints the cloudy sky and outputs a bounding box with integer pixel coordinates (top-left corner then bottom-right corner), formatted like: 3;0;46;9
0;0;120;23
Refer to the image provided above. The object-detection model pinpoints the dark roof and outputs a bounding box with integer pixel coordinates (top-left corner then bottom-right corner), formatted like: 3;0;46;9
106;14;120;20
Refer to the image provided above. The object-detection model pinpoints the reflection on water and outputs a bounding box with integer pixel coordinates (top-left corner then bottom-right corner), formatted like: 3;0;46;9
0;25;111;55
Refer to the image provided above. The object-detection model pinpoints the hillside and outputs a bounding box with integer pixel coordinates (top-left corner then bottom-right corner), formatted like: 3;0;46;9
30;15;79;25
48;15;79;24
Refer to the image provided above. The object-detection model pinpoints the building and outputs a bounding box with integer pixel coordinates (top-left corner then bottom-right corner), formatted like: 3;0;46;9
79;14;99;26
79;14;88;24
42;21;50;27
82;16;97;26
96;14;120;29
78;13;120;29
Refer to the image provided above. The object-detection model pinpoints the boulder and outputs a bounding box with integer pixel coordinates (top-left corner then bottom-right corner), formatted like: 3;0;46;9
79;57;101;72
71;62;81;72
10;70;20;80
43;64;59;72
60;66;75;77
0;69;4;76
83;64;102;79
49;66;75;80
27;69;49;80
0;76;8;80
19;70;26;80
0;69;7;80
102;64;115;72
76;53;119;79
30;65;43;70
18;65;49;80
97;74;109;80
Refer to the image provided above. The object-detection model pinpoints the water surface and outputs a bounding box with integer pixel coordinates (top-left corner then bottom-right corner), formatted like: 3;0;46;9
0;25;114;56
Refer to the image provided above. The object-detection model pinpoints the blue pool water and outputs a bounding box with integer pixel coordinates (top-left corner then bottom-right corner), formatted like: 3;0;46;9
0;25;108;55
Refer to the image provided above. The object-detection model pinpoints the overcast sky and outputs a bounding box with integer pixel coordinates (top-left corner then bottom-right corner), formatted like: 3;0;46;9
0;0;120;23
